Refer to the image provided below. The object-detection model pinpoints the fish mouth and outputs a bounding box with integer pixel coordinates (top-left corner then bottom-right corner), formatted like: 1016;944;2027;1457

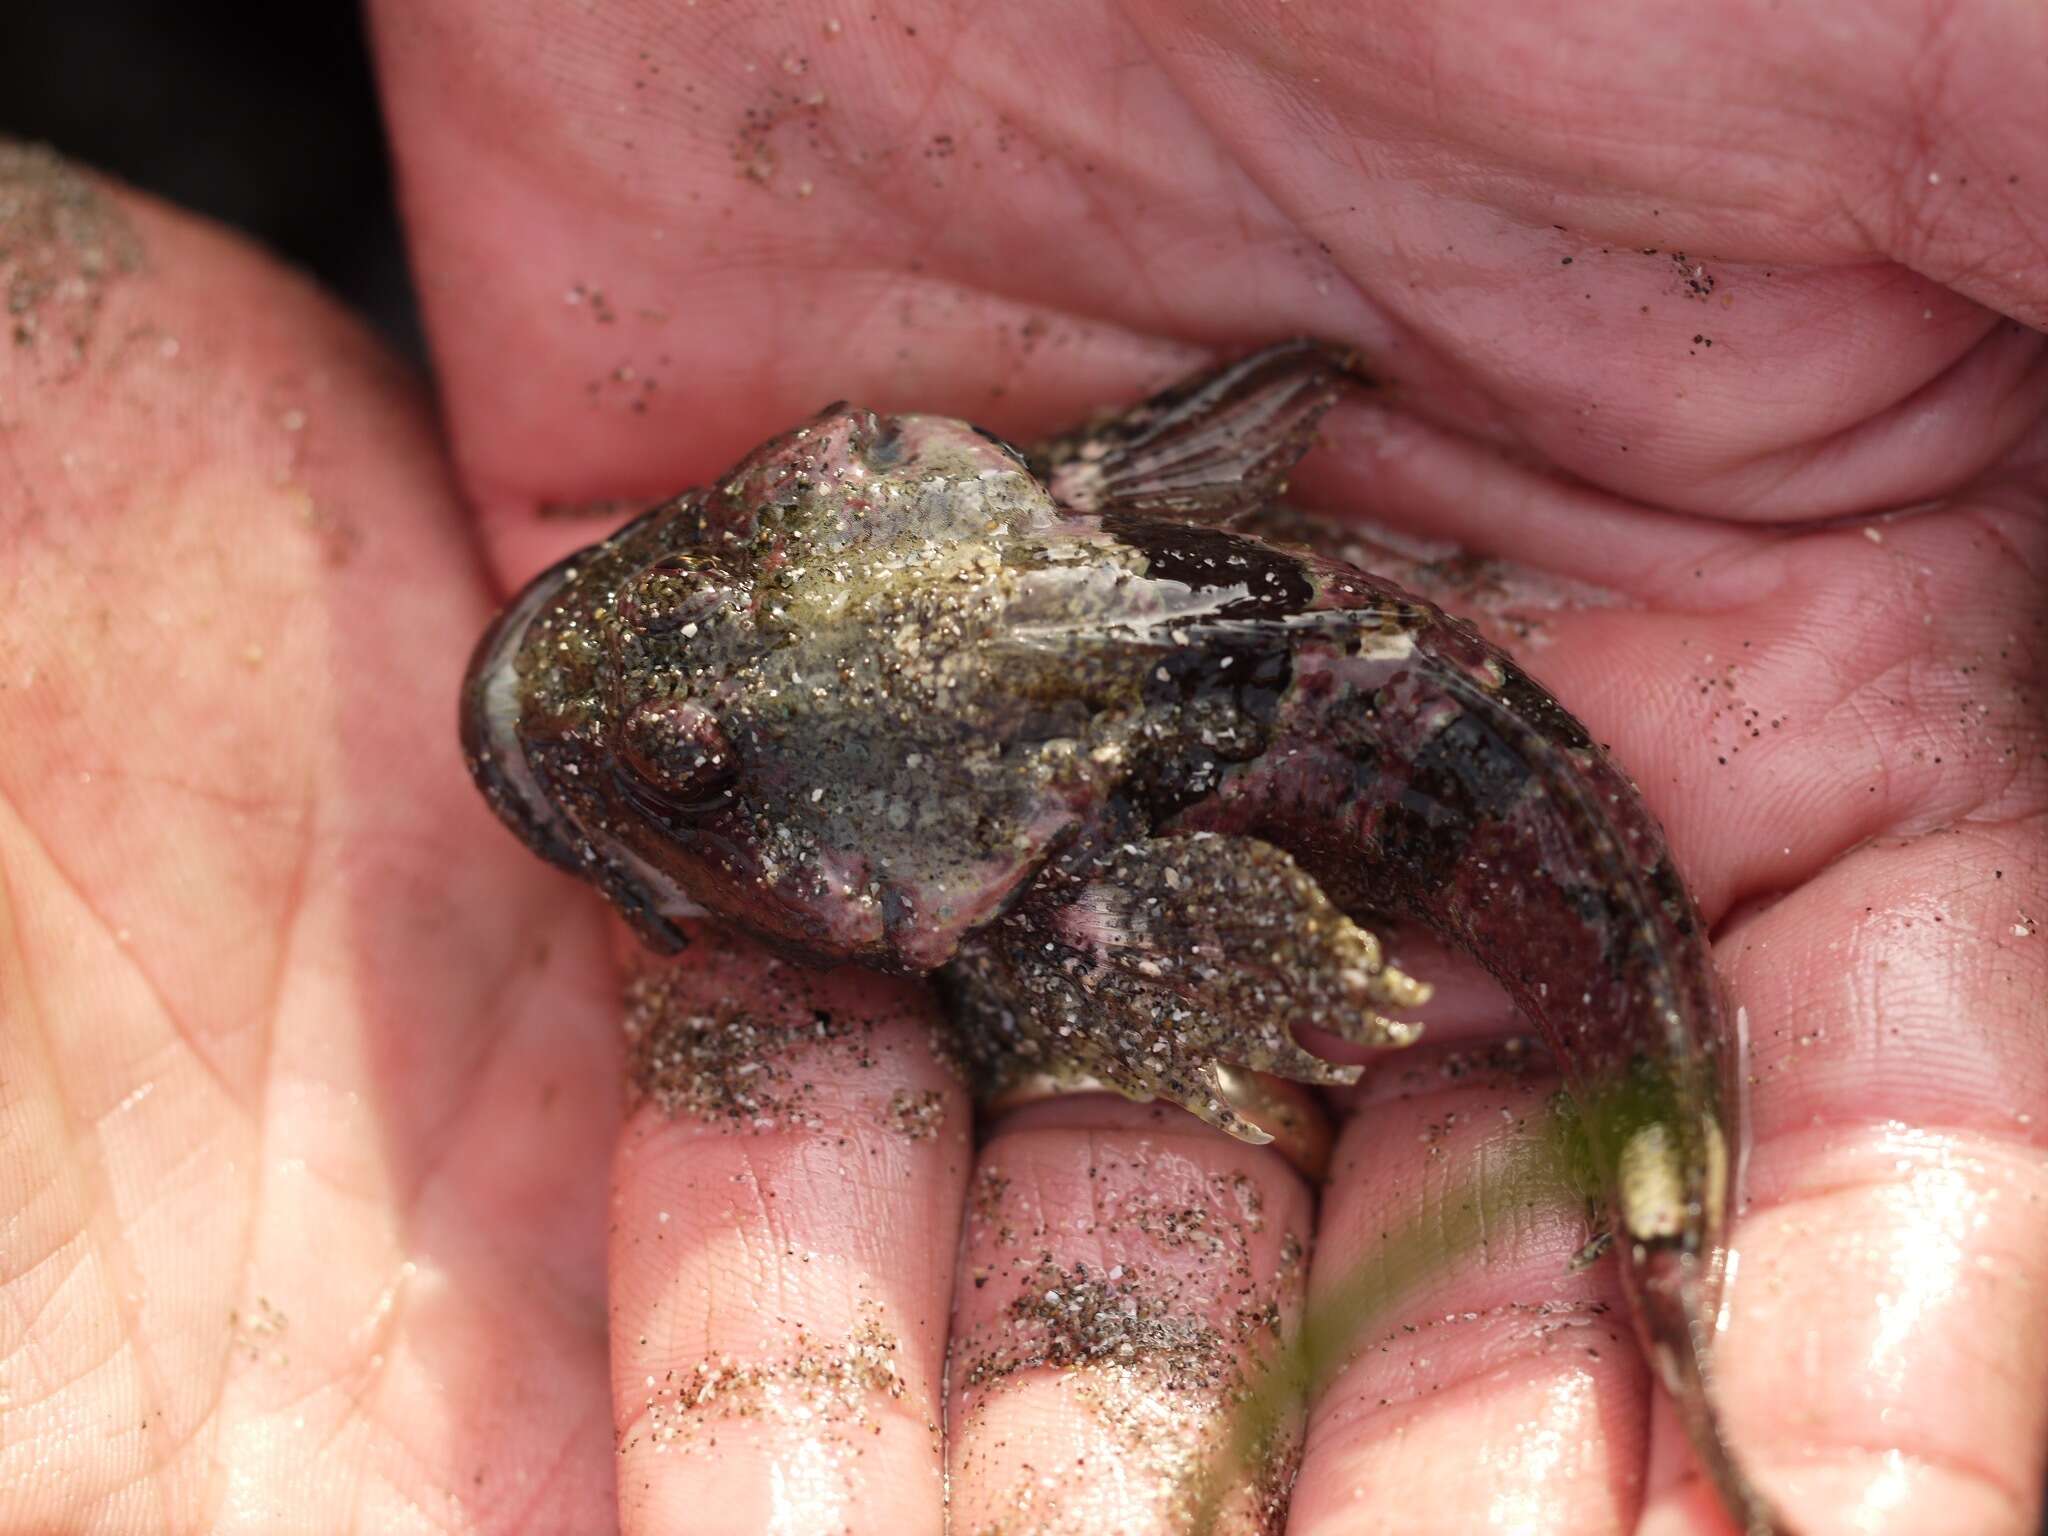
460;552;707;949
461;555;584;875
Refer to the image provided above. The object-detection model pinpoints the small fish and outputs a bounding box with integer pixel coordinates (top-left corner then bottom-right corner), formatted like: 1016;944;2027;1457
462;342;1782;1533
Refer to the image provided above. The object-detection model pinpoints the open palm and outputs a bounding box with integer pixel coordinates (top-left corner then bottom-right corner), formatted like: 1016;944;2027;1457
4;4;2043;1534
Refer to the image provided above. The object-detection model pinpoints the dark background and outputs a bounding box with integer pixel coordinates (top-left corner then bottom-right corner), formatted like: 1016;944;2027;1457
4;0;422;356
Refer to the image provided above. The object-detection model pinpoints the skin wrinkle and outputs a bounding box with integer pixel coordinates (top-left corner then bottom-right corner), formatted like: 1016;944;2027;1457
71;768;315;828
1305;1326;1615;1449
1301;409;1753;594
1764;331;2048;508
5;6;2042;1529
1638;539;1784;610
1774;1444;2027;1525
3;1266;142;1507
803;259;1190;387
0;792;258;1128
7;455;323;1091
1008;26;1296;314
1296;1082;1637;1491
0;1226;89;1368
1;812;204;1528
4;1244;132;1476
1731;1310;2036;1516
1666;542;2042;915
609;1353;935;1450
1335;4;2007;287
208;797;315;1528
395;18;1359;481
633;1119;877;1328
1956;500;2048;591
1716;312;2004;498
1071;27;1218;335
725;1141;780;1303
461;275;1195;527
347;1466;455;1536
382;962;540;1214
1667;291;2021;514
324;1337;402;1465
1740;1144;2048;1234
1757;978;2040;1137
802;15;982;361
356;1308;598;1534
1839;646;2022;826
611;1039;959;1528
1710;875;2048;1522
331;1258;440;1493
1937;811;2048;865
1876;1;2023;292
1122;10;2048;518
496;1401;614;1535
7;177;625;1534
654;154;1220;305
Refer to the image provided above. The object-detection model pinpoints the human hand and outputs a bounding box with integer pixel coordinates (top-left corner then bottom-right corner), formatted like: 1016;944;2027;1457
4;5;2043;1534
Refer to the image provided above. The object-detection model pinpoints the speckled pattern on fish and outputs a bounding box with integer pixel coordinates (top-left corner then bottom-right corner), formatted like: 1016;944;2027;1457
460;341;1785;1534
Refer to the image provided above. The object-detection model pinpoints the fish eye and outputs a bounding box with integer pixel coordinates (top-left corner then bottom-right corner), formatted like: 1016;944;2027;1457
617;698;737;810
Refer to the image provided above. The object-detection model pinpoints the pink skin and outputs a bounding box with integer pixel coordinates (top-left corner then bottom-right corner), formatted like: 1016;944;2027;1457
2;4;2043;1534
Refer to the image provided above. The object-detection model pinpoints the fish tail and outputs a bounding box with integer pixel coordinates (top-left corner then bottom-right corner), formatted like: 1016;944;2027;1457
1629;1241;1794;1536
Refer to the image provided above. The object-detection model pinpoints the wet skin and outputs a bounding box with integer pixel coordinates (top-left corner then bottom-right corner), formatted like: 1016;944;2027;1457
7;5;2046;1535
463;344;1769;1530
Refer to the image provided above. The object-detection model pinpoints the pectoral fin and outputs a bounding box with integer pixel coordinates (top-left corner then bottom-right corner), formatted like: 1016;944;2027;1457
1029;340;1364;520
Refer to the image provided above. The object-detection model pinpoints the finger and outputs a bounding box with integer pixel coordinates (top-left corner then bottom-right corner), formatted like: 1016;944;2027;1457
368;0;1210;550
1291;400;1749;595
1284;1044;1643;1535
1124;0;2048;521
945;1097;1312;1535
1635;824;2048;1535
609;929;969;1536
